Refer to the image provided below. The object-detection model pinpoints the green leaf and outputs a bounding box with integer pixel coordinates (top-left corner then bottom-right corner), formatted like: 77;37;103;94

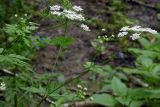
50;36;74;48
0;48;4;53
145;88;160;99
153;64;160;74
128;88;151;99
130;101;144;107
0;54;30;70
111;77;128;96
136;56;153;68
92;94;117;106
3;24;18;35
23;37;31;47
139;38;151;49
8;54;29;60
128;48;158;58
21;87;45;94
116;97;131;106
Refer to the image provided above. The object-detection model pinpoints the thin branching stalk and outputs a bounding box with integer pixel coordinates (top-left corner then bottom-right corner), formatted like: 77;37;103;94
14;69;18;107
36;70;89;107
51;47;62;73
37;18;69;106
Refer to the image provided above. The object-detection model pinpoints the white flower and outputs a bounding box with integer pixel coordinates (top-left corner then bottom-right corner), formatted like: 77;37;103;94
120;25;158;34
117;31;128;37
73;5;83;12
77;84;82;89
51;11;62;16
63;9;85;21
0;82;6;91
24;13;27;17
143;28;158;34
120;26;130;31
15;14;18;17
118;25;158;40
50;5;85;21
90;97;94;101
130;25;141;31
130;33;141;40
80;24;90;31
50;5;61;11
112;35;115;37
104;35;108;38
83;87;88;91
102;28;106;31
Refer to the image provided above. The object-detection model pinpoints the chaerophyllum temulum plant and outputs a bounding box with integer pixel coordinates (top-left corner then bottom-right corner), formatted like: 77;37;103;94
36;2;93;107
1;1;93;107
0;0;160;107
0;2;93;107
87;26;160;107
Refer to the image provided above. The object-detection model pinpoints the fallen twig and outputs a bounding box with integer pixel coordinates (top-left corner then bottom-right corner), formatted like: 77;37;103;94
63;100;103;107
129;75;149;87
0;69;16;76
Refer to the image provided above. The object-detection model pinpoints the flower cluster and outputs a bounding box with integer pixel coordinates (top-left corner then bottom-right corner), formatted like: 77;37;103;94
101;28;106;31
130;33;141;40
80;24;90;31
50;5;85;21
50;5;91;31
118;25;158;40
120;26;158;34
50;5;61;11
73;6;83;12
76;84;88;99
63;10;85;21
117;32;128;37
0;82;6;91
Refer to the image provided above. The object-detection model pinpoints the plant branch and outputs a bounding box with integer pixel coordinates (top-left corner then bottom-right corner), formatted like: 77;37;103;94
36;70;89;107
126;0;160;12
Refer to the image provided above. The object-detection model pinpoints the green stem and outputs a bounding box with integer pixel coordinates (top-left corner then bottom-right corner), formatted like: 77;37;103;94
14;71;18;107
51;18;68;73
51;47;62;73
37;18;69;107
36;70;89;107
2;36;21;54
14;95;18;107
64;18;68;35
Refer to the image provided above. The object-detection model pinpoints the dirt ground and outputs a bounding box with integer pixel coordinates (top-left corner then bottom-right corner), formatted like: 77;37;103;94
33;0;160;78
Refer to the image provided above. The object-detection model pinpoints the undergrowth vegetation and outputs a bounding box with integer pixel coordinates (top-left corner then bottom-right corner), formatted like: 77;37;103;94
0;0;160;107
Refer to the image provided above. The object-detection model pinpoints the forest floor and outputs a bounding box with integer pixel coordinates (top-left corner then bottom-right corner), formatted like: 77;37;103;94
33;0;160;78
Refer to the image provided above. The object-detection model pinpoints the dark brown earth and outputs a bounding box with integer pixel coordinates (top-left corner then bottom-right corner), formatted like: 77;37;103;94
33;0;160;78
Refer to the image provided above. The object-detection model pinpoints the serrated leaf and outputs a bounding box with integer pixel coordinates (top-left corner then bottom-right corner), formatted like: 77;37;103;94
8;54;29;60
23;37;31;47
